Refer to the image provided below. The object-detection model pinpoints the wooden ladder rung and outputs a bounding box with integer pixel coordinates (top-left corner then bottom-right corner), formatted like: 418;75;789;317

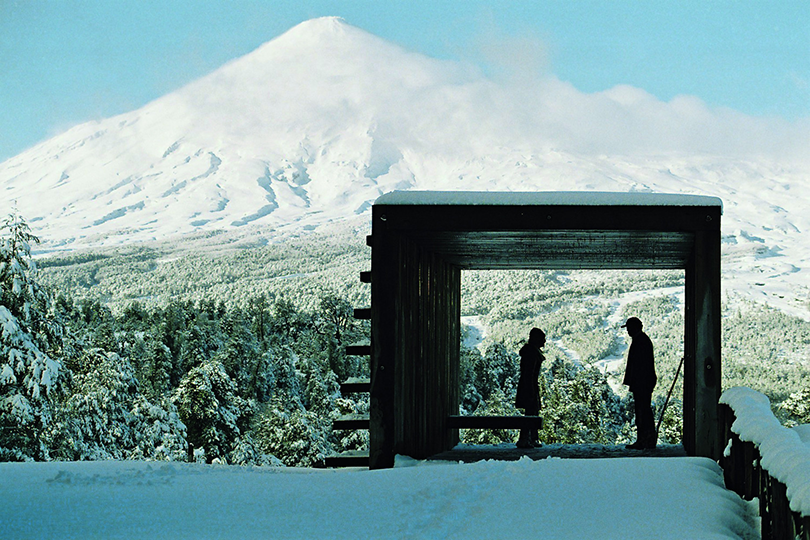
353;307;371;320
345;344;371;356
340;378;371;394
333;415;370;430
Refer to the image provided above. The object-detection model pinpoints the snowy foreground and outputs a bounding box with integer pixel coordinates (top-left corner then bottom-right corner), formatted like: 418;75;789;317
0;456;759;539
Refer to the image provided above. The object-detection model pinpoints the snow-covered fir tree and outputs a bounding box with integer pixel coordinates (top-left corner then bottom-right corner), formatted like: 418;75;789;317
172;357;250;463
538;359;628;445
48;347;187;461
0;212;69;460
252;395;331;467
778;388;810;426
460;389;521;445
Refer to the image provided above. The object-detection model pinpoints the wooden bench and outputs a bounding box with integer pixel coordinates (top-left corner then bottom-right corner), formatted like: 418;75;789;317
447;415;543;430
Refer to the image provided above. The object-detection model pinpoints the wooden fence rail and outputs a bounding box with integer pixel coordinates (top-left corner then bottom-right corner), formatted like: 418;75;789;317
720;401;810;539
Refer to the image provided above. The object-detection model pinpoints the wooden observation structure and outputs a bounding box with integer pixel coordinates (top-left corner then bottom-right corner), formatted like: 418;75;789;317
367;191;722;470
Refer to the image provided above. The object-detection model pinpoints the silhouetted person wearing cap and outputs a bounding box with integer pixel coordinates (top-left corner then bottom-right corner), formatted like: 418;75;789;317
515;328;545;449
622;317;657;449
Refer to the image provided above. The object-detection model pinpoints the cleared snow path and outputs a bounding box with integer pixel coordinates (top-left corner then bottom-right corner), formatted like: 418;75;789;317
0;457;758;539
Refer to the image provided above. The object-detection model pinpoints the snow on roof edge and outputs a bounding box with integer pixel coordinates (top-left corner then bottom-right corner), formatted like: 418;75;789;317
375;191;723;212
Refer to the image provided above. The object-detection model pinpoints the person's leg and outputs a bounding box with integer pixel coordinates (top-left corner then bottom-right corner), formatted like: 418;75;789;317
517;403;539;448
526;404;540;446
627;391;646;448
517;428;531;448
634;390;656;448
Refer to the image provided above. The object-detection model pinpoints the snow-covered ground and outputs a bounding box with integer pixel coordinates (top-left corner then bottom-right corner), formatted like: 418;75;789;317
461;315;487;351
0;456;758;539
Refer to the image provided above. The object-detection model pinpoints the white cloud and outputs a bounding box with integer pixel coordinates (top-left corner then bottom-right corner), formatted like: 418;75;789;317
447;23;810;162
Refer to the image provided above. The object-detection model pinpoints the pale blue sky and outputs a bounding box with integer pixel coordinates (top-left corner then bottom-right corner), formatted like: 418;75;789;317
1;0;808;163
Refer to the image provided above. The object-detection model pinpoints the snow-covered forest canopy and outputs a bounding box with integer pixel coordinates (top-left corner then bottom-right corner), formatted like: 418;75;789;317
2;212;809;466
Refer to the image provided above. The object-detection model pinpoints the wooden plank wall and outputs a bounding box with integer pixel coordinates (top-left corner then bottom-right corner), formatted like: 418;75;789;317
394;235;460;459
369;222;460;469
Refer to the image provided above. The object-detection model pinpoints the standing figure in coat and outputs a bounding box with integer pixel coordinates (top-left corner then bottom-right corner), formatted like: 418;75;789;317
622;317;658;449
515;327;545;449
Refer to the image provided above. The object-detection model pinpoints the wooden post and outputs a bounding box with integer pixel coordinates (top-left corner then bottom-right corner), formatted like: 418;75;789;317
684;249;697;456
687;228;722;459
719;404;758;502
771;480;795;539
761;467;773;540
744;442;758;501
369;209;396;470
727;431;745;495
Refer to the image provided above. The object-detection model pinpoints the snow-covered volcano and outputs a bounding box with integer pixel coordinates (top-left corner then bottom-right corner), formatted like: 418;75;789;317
1;17;809;314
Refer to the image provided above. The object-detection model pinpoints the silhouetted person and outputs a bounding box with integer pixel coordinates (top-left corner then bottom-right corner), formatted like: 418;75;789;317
515;327;545;448
622;317;657;449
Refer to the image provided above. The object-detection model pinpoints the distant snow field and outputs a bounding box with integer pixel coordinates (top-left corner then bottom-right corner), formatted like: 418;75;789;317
0;457;759;539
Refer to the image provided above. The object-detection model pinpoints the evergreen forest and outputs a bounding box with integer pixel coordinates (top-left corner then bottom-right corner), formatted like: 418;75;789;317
2;213;809;466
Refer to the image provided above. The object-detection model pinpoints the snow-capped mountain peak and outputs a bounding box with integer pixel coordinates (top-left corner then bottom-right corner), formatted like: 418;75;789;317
1;18;809;316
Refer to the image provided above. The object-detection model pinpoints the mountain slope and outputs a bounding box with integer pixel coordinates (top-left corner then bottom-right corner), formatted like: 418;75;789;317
1;17;809;316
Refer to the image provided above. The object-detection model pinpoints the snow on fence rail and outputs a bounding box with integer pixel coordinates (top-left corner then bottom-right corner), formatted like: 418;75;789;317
719;386;810;539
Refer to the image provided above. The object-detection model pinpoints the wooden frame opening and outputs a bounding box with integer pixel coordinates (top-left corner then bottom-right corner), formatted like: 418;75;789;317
369;191;722;469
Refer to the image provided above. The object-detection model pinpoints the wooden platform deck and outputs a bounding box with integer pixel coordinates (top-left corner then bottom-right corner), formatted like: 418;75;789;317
430;443;687;462
324;444;687;468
